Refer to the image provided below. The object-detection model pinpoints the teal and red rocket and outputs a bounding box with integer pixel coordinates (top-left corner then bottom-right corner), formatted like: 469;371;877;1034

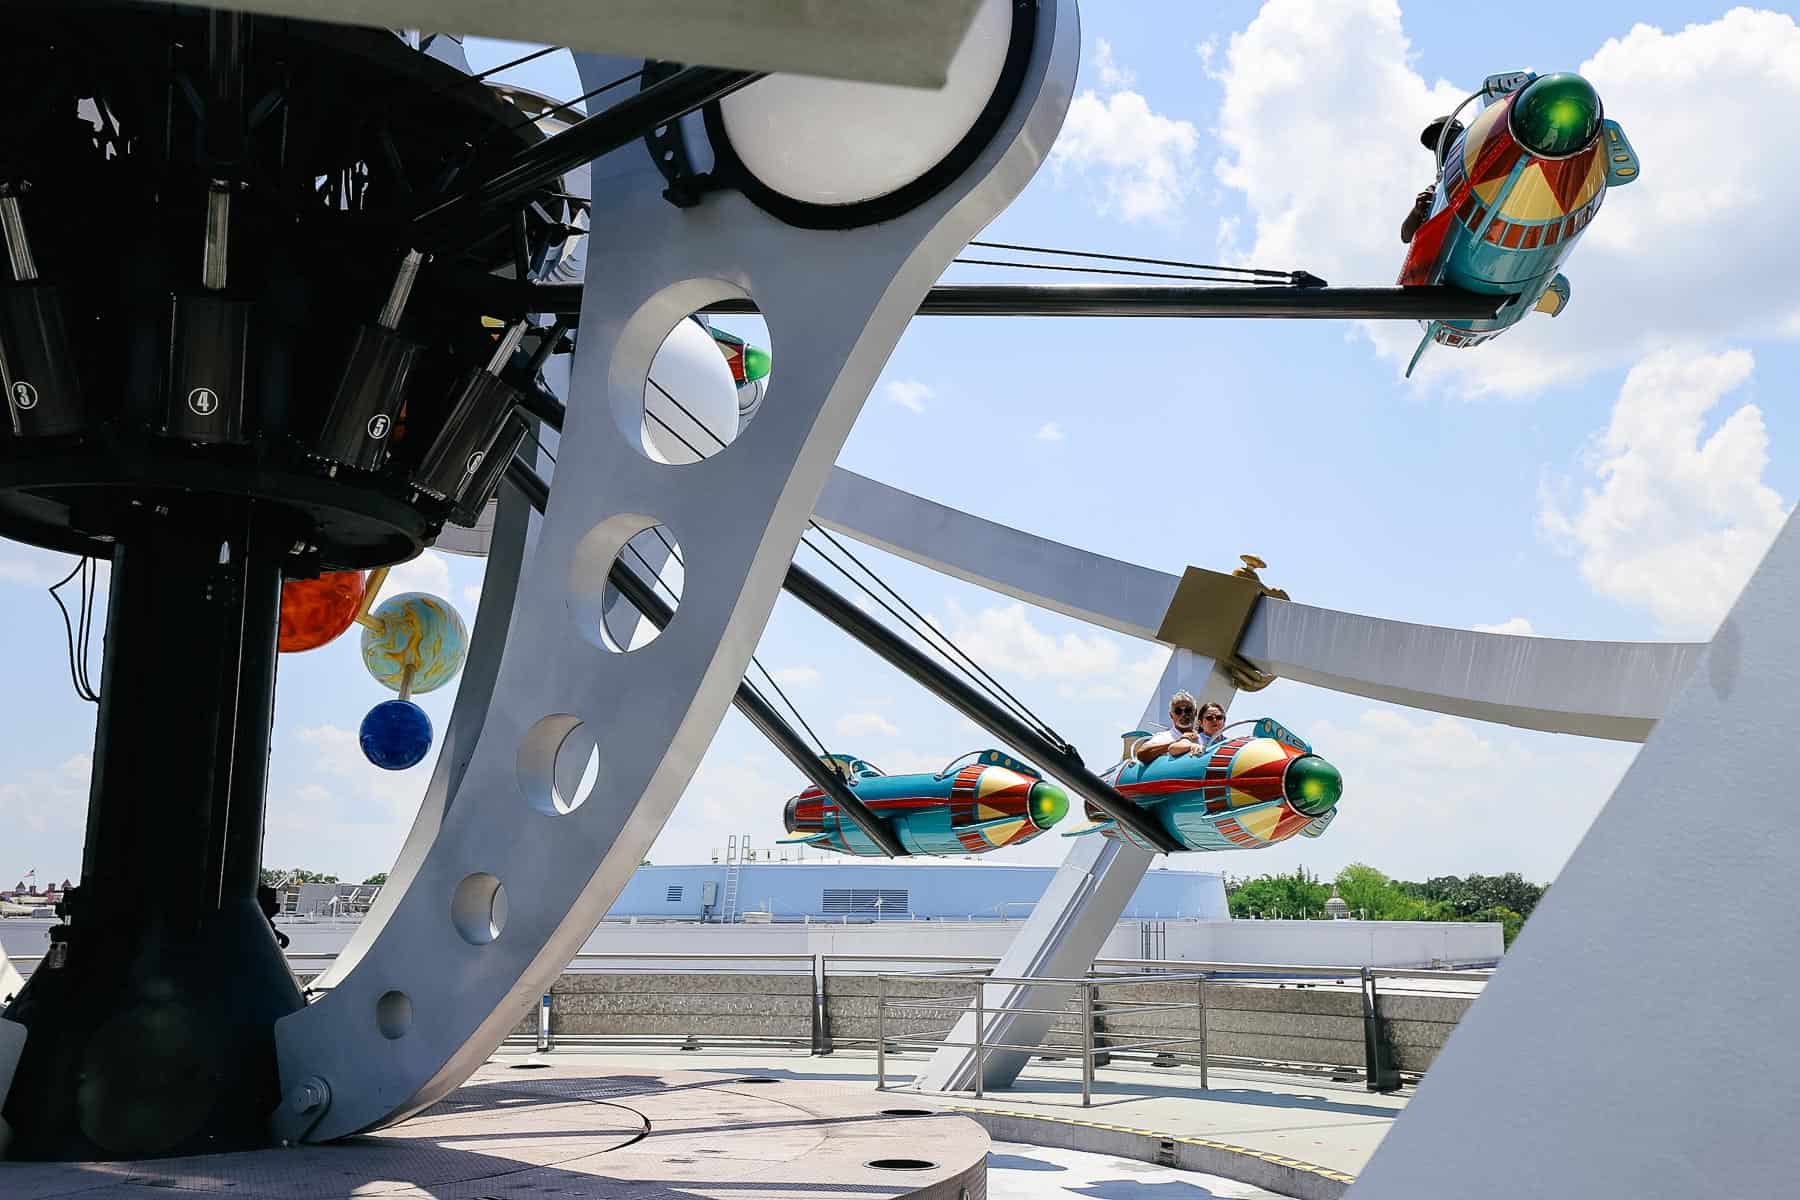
780;751;1069;857
777;718;1344;858
1065;719;1343;853
1400;70;1641;375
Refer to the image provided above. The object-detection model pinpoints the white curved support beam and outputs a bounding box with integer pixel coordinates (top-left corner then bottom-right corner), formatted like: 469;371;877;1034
812;467;1174;638
1238;602;1702;743
272;1;1079;1142
813;468;1702;742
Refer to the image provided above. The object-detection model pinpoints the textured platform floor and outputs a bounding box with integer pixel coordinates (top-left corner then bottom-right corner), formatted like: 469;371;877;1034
990;1141;1285;1198
0;1064;990;1198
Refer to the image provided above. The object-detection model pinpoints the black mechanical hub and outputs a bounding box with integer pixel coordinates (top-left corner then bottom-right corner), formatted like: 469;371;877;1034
0;3;578;567
0;2;586;1160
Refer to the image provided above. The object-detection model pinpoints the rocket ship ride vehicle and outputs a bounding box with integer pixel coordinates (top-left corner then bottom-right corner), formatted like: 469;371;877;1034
1065;718;1343;852
1399;70;1641;374
780;750;1069;857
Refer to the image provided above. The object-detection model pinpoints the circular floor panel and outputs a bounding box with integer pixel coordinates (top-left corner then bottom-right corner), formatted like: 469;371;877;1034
0;1066;988;1199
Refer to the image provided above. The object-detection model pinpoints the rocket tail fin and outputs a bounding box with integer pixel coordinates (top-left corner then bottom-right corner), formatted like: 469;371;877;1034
777;831;832;845
1534;273;1570;317
1298;809;1337;839
1405;323;1440;378
1061;819;1117;838
1602;120;1640;186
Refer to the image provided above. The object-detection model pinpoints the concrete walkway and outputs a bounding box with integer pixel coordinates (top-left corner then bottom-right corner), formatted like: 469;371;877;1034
990;1140;1286;1199
500;1045;1409;1182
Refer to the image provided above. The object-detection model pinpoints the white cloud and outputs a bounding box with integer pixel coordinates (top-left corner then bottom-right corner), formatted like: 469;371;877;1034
1093;38;1136;89
768;665;822;688
1540;347;1787;636
461;583;483;610
1211;3;1800;395
381;549;453;601
883;380;932;414
296;724;371;778
0;555;63;588
1050;42;1199;222
262;723;437;880
0;754;91;839
1036;422;1067;442
1472;617;1536;636
1212;0;1464;355
835;711;900;739
648;747;809;865
941;599;1168;703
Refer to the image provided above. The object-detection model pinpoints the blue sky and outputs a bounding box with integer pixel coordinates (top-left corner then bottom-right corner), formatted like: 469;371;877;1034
4;1;1795;893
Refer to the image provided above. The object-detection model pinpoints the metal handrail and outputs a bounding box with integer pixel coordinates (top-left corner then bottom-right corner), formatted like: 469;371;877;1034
875;969;1212;1104
4;947;1491;988
4;944;1470;1088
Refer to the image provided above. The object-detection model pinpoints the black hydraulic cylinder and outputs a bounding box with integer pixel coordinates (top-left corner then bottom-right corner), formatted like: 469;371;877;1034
450;411;530;527
313;325;418;472
412;67;761;245
0;284;88;437
502;459;904;857
782;561;1186;854
414;370;521;503
164;292;251;444
0;501;304;1160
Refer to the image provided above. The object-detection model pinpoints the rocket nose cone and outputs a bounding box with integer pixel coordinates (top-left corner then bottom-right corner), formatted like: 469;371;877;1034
1028;781;1069;828
783;795;800;833
1511;73;1602;158
743;344;772;383
1284;755;1342;817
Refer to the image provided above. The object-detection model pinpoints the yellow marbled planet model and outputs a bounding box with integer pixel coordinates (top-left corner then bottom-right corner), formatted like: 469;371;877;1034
359;591;469;694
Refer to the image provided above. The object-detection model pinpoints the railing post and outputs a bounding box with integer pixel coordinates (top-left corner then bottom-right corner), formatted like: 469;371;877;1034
1080;980;1094;1107
536;990;553;1053
973;980;985;1100
1197;975;1209;1091
876;975;886;1091
1361;967;1400;1092
811;953;833;1055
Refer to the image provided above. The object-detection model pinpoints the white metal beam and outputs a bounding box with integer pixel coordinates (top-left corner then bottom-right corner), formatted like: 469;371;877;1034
163;0;983;88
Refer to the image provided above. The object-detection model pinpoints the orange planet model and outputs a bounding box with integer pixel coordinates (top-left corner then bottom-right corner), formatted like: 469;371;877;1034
279;570;367;652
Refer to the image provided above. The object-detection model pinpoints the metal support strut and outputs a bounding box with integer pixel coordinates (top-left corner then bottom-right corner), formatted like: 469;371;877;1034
1;501;304;1160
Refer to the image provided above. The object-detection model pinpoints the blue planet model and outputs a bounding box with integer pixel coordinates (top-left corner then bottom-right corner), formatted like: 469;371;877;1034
360;699;434;770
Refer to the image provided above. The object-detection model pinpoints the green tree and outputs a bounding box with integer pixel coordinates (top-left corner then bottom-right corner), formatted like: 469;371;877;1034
362;872;389;886
1227;868;1330;919
1401;872;1546;920
1335;864;1449;922
260;868;339;886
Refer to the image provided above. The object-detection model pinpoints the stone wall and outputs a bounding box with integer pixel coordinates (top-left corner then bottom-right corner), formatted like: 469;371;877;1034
507;970;1475;1075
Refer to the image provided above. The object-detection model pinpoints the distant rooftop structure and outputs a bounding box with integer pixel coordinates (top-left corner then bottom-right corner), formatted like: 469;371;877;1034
608;861;1228;924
